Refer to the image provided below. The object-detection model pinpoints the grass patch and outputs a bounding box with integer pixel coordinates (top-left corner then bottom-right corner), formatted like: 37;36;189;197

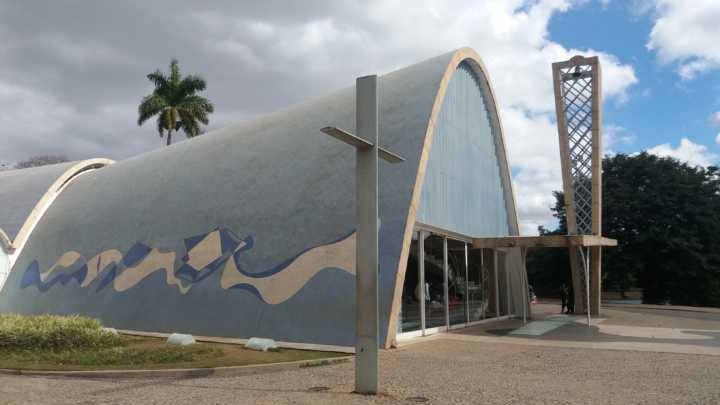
1;342;222;367
0;337;347;371
0;314;122;350
0;314;348;371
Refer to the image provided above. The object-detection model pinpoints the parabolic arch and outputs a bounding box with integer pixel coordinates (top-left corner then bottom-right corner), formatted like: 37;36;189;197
0;158;114;290
386;48;525;347
0;48;527;349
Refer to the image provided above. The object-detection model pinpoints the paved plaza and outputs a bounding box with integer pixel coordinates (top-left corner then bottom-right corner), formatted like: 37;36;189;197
2;303;719;405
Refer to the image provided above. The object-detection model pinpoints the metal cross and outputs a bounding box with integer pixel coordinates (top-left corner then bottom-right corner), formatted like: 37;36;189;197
320;75;404;395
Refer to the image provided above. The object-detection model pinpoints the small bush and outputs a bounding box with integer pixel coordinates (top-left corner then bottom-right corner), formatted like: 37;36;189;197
0;314;123;351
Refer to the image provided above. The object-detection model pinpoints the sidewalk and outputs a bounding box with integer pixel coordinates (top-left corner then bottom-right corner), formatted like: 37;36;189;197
1;304;719;404
438;302;720;356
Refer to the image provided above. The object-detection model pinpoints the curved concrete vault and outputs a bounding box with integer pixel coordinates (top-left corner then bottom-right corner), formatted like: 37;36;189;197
0;48;527;349
0;159;114;289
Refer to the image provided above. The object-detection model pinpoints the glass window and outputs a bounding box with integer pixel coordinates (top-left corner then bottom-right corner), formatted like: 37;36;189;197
400;231;508;334
468;248;489;322
399;233;421;333
484;249;499;318
447;239;467;326
497;251;509;316
423;234;446;329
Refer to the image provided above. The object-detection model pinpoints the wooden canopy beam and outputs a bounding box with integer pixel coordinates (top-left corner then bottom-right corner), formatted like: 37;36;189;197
471;235;617;249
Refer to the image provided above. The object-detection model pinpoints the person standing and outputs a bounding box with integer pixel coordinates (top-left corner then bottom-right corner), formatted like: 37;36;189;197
560;283;569;314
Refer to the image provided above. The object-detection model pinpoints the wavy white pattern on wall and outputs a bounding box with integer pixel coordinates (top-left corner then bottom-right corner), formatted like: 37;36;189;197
221;233;355;304
20;228;355;304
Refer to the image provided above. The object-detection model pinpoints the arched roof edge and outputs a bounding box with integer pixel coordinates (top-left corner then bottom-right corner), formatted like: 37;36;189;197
385;47;521;347
0;228;12;253
9;158;114;262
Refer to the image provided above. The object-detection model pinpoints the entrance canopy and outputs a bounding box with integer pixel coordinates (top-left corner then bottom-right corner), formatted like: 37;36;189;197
472;235;617;249
471;234;617;326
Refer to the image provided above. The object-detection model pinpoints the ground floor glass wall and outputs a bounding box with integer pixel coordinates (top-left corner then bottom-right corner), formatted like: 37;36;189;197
399;228;516;336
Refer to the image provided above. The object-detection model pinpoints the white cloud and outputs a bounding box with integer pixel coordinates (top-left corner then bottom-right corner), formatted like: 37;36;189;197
709;111;720;126
0;1;639;235
513;168;564;235
0;80;153;162
715;133;720;145
0;81;71;136
647;137;718;167
188;1;637;113
42;37;134;67
604;124;635;153
644;0;720;79
186;0;637;234
502;108;563;235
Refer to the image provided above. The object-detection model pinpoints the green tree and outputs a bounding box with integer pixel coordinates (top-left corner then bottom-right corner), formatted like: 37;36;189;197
525;192;570;297
15;155;69;169
528;153;720;306
137;60;214;146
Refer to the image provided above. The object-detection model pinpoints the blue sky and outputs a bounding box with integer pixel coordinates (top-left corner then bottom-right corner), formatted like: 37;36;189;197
551;1;719;158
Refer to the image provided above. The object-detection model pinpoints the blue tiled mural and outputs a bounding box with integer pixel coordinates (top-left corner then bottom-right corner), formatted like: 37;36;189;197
20;228;356;305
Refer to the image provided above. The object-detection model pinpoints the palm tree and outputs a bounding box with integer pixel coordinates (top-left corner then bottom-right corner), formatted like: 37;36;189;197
137;59;214;146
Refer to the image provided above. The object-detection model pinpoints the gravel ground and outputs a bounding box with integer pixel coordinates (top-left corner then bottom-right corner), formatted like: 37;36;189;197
1;338;719;405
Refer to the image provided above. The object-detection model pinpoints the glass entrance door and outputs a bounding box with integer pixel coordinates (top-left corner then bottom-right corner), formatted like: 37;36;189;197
447;238;468;326
423;234;446;329
399;227;509;340
399;233;422;333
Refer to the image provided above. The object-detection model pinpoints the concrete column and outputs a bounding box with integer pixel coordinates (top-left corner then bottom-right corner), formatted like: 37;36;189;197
355;75;379;395
505;253;511;316
583;247;591;326
590;246;601;315
494;250;500;319
464;243;469;324
569;249;587;314
483;248;494;319
443;237;449;328
419;231;426;334
521;248;528;323
480;248;486;320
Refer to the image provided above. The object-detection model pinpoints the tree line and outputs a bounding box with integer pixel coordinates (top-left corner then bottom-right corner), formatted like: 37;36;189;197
0;155;70;171
527;152;720;307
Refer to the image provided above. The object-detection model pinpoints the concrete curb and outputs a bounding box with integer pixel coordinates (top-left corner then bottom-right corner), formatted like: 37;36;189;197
0;356;352;379
118;329;356;354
